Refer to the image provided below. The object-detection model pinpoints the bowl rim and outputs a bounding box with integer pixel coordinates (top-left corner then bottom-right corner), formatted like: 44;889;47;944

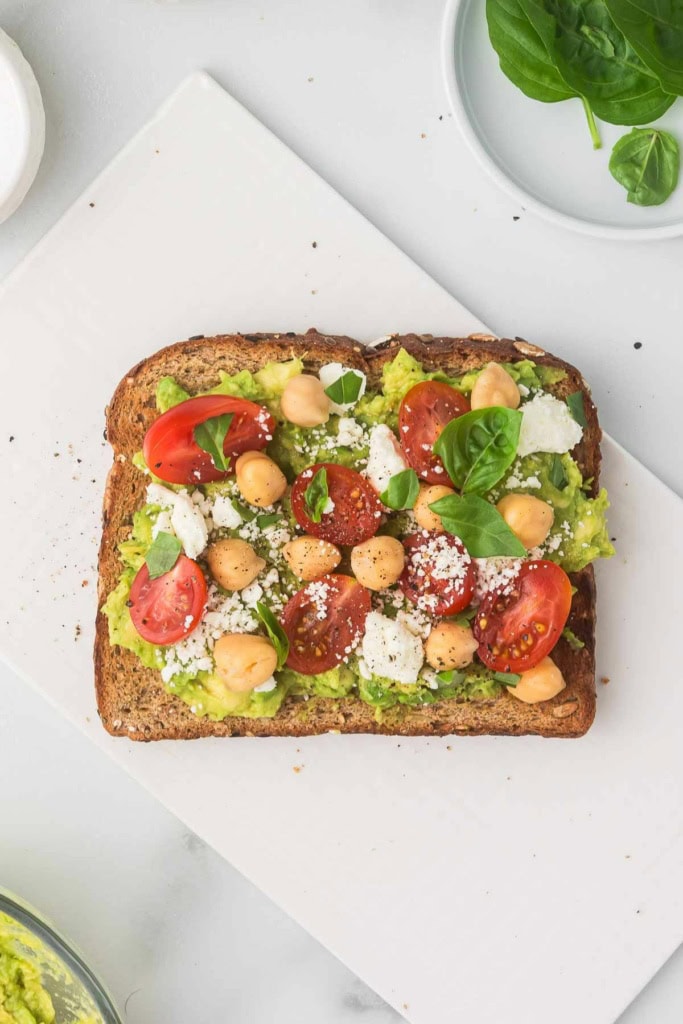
439;0;683;242
0;888;123;1024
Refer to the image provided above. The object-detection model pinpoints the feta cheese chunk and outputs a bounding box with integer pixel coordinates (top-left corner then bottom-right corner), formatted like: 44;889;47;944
517;393;583;458
146;482;178;509
211;494;242;529
318;362;367;414
336;416;366;448
365;424;407;494
360;611;424;684
254;675;278;693
171;492;208;560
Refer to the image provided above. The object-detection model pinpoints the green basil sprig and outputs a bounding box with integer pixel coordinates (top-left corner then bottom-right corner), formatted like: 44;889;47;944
304;467;329;523
435;669;467;686
257;513;283;529
433;407;522;495
566;391;587;428
324;370;364;406
232;500;257;523
193;413;234;472
255;603;289;670
429;493;527;557
609;128;680;206
145;531;182;579
380;468;420;510
606;0;683;96
548;454;569;491
493;671;521;687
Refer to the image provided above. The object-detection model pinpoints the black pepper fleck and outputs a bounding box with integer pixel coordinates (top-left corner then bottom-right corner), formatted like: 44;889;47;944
312;241;317;248
513;216;520;221
89;202;95;208
8;436;14;442
634;341;642;350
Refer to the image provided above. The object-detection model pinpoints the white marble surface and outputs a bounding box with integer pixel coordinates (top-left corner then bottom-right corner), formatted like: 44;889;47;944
0;0;682;1021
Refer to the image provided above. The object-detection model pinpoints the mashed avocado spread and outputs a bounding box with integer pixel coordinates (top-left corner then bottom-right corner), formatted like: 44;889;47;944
103;348;614;722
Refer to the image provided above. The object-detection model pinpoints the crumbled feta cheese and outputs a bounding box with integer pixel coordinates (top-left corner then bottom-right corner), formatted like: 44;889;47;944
323;496;335;514
361;611;424;684
146;482;177;509
151;509;173;539
403;532;472;613
474;557;523;604
171;491;208;560
318;363;367;413
518;384;530;397
396;607;432;640
336;416;367;448
517;393;583;458
254;676;278;693
211;494;242;529
241;581;264;608
365;424;407;494
161;584;258;683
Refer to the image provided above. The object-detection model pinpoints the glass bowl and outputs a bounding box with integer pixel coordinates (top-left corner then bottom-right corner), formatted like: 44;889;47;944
0;889;122;1023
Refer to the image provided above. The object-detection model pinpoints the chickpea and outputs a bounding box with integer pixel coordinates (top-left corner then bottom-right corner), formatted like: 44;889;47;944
414;483;455;531
235;450;287;507
470;362;520;411
425;621;478;671
507;656;565;704
207;538;265;591
350;536;405;590
496;494;554;550
283;536;341;580
214;633;278;693
280;374;331;427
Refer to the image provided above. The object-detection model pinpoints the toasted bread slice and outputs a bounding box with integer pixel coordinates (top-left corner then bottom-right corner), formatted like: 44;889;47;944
96;330;599;740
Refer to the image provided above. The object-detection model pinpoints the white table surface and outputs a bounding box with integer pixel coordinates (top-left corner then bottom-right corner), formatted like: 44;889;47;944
1;1;682;1021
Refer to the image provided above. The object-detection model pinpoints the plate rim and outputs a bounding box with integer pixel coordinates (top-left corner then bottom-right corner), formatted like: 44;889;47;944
440;0;683;242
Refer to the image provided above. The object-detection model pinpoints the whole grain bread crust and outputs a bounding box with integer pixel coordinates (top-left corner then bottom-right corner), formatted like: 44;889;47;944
96;330;599;740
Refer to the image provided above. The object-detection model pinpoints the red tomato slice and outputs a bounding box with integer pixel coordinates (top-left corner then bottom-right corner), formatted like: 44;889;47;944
291;463;383;546
474;560;572;673
129;555;208;645
143;395;275;485
398;381;470;485
281;574;372;675
399;530;475;616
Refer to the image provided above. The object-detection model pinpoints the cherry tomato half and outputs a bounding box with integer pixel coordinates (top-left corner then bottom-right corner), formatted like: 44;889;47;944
143;395;275;485
291;463;383;546
474;560;572;673
398;381;470;485
281;574;372;675
129;555;208;645
399;530;475;616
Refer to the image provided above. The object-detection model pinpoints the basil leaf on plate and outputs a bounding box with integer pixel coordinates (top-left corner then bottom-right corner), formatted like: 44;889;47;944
145;531;182;580
519;0;675;127
606;0;683;96
255;602;289;671
566;391;587;427
304;467;329;523
324;370;364;405
549;454;569;490
433;407;522;495
256;513;283;529
232;500;257;523
609;128;680;206
435;669;467;686
380;468;420;510
429;493;527;557
493;671;521;686
193;413;234;472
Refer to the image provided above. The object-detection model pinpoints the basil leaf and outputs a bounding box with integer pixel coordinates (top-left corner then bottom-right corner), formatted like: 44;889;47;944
430;493;527;557
380;468;420;510
145;531;182;580
452;607;477;627
304;467;329;523
549;454;569;491
435;669;466;686
609;128;680;207
520;0;675;127
606;0;683;96
562;627;585;650
433;407;522;495
232;500;256;523
566;391;587;428
493;671;521;687
257;513;283;529
324;370;363;406
193;413;234;472
255;602;289;670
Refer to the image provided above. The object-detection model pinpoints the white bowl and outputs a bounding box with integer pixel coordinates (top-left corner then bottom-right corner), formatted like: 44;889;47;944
0;28;45;225
440;0;683;240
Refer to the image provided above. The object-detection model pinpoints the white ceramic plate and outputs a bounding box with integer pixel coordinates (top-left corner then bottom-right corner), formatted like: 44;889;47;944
1;73;683;1024
441;0;683;240
0;28;45;224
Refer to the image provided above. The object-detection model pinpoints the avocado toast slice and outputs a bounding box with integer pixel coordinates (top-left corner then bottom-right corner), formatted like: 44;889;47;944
96;330;607;740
